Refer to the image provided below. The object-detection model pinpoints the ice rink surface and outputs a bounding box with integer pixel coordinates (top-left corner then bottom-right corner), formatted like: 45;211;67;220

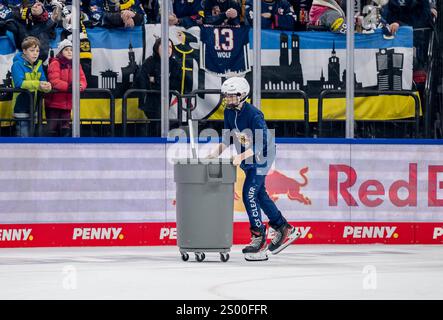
0;245;442;300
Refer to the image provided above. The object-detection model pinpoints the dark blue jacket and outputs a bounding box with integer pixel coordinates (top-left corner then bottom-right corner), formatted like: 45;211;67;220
173;0;203;28
245;0;296;30
381;0;433;28
5;17;56;63
222;102;275;171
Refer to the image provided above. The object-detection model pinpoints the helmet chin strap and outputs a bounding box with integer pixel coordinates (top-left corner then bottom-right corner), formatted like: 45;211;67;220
226;101;244;111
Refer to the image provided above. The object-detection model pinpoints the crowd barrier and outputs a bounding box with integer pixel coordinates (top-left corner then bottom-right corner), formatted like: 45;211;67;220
317;89;421;137
0;88;35;136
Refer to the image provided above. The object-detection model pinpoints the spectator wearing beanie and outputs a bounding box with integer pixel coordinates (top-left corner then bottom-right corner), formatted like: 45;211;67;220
44;39;87;137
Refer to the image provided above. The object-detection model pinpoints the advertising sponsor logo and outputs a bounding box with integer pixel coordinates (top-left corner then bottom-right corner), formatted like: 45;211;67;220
329;163;443;208
160;227;177;240
432;227;443;240
343;226;398;239
72;227;123;240
0;228;33;241
268;226;313;239
265;168;311;204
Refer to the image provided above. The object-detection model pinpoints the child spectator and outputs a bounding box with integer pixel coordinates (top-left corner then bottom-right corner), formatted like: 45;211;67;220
11;36;52;137
44;39;87;137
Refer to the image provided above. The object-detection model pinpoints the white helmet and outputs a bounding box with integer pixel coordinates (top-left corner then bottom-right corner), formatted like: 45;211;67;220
221;77;250;109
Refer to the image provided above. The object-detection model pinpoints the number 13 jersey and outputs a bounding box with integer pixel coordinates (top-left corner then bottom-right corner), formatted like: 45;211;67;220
200;25;251;76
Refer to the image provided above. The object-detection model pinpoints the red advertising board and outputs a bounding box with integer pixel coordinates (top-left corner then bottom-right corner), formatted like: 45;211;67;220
0;221;441;248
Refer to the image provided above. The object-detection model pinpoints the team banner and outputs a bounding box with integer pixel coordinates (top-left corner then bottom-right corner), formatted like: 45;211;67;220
1;25;417;123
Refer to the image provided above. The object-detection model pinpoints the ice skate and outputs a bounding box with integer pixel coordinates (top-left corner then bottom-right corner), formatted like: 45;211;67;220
268;223;301;255
242;228;268;261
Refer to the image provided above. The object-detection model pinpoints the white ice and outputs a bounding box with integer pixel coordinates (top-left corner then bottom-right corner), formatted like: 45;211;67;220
0;245;442;300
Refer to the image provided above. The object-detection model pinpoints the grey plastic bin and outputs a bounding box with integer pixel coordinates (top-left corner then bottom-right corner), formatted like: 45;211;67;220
173;159;237;262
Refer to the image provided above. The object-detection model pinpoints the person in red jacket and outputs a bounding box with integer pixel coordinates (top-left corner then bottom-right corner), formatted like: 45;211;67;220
45;39;87;137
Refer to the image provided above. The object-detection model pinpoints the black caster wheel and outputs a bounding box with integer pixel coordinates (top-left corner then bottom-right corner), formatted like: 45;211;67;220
181;252;189;261
220;253;230;262
195;252;205;262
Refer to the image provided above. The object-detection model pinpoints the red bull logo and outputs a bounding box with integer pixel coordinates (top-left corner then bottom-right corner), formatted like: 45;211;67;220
329;163;443;208
234;167;311;209
173;167;311;210
265;167;311;204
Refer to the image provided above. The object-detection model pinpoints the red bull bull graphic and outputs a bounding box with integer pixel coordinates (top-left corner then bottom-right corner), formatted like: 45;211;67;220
265;167;311;204
233;167;311;212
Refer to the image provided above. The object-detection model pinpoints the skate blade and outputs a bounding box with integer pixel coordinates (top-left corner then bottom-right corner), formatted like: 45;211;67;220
244;250;268;262
270;231;301;255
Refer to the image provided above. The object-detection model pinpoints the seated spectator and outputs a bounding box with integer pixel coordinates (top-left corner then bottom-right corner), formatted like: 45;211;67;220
45;39;87;137
5;1;57;63
132;38;181;136
89;0;145;28
204;0;245;26
245;0;297;30
308;0;346;33
140;0;159;24
11;36;52;137
169;0;203;28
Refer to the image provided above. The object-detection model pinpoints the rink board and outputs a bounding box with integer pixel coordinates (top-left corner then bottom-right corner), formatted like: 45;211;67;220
0;221;442;247
0;138;442;247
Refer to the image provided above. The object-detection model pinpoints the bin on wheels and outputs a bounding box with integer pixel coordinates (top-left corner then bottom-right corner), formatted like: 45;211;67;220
173;159;237;262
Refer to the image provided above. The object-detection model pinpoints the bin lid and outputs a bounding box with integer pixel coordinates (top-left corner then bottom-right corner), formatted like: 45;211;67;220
172;158;233;165
173;159;237;184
